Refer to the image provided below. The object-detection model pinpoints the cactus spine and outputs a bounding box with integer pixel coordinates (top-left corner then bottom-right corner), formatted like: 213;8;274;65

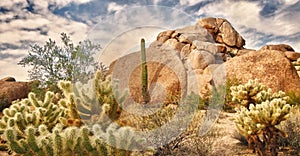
231;79;291;156
141;38;149;104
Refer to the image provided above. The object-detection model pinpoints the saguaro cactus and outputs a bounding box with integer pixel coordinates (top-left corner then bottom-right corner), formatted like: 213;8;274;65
141;38;149;104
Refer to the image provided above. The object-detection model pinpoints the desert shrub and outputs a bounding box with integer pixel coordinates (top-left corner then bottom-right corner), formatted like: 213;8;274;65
153;110;220;156
278;106;300;155
285;91;300;106
231;79;291;156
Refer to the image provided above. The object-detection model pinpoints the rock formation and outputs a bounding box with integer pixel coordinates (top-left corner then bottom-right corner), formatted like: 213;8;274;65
109;17;300;101
0;77;30;109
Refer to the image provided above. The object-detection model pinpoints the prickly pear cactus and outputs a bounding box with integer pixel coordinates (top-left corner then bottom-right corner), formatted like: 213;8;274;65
231;79;292;156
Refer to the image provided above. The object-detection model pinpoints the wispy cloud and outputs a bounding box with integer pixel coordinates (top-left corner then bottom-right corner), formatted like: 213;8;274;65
89;5;196;65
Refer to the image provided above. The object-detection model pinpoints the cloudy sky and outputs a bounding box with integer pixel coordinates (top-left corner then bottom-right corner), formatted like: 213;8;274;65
1;0;300;81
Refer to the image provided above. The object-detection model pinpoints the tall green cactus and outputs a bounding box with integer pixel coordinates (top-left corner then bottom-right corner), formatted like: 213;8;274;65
141;38;150;104
231;79;291;156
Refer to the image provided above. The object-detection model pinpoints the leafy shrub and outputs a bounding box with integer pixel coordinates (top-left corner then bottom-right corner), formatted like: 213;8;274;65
18;33;103;86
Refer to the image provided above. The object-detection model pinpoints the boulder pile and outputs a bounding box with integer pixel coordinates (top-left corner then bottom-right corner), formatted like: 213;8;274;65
110;17;300;101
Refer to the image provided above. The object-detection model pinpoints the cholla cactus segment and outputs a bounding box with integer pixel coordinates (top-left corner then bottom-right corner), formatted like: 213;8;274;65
72;71;126;126
0;91;70;137
230;79;289;108
234;98;291;137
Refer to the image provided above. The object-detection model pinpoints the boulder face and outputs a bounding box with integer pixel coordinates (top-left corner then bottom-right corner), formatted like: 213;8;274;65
0;77;30;109
225;50;300;93
110;41;187;104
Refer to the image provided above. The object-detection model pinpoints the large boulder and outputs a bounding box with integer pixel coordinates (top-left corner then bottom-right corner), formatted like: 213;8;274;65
225;50;300;93
0;77;30;109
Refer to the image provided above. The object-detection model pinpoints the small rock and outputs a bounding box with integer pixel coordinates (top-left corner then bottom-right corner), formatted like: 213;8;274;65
0;77;16;82
164;38;186;51
284;51;300;61
192;40;219;55
157;30;175;43
260;44;295;52
180;44;191;60
187;49;215;70
203;64;220;75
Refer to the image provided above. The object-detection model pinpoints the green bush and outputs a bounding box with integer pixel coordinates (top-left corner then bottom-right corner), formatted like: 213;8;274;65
18;33;104;86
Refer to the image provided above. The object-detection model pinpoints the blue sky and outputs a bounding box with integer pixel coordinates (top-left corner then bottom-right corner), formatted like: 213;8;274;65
1;0;300;81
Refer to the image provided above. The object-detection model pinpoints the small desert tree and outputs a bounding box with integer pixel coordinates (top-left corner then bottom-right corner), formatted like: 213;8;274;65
18;33;102;86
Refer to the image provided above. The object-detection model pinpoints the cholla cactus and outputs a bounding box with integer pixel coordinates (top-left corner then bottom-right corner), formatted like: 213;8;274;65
0;84;83;151
0;73;146;155
232;79;292;156
3;123;141;156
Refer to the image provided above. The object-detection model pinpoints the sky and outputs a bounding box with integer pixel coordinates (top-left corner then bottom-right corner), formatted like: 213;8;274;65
1;0;300;81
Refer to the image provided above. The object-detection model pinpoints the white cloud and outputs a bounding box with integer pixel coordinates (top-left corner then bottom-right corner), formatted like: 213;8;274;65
283;0;299;5
107;2;126;13
0;0;89;80
180;0;206;6
48;0;92;8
